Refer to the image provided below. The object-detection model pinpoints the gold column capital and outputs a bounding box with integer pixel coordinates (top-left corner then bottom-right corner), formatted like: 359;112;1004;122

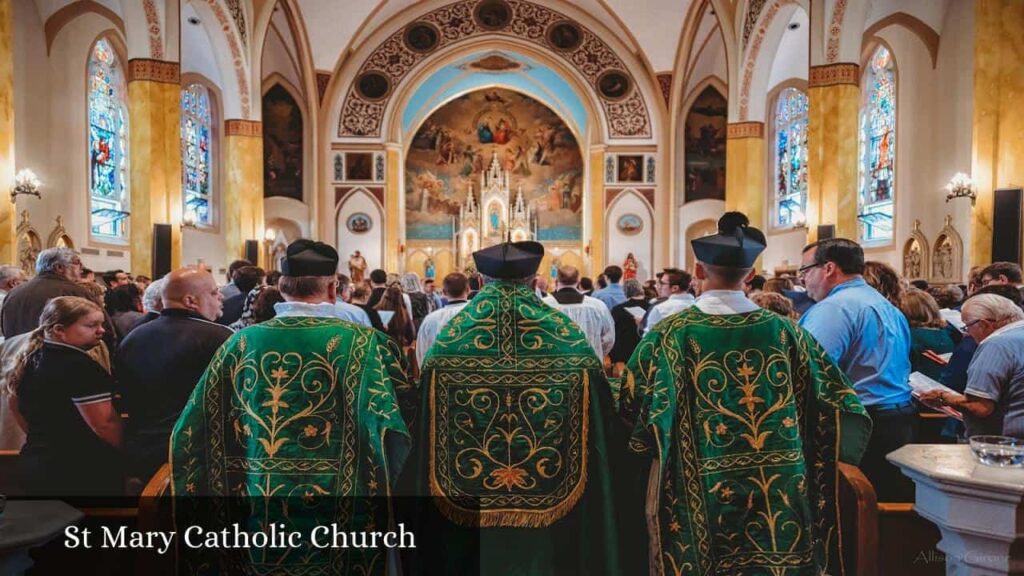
726;122;765;139
809;63;860;88
127;58;180;84
225;119;262;137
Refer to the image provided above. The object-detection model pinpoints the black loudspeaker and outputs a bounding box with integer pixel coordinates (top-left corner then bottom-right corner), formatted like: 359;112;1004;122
817;224;835;241
152;224;172;279
992;188;1023;265
245;240;260;266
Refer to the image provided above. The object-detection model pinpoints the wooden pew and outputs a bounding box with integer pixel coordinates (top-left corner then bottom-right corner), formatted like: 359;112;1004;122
839;462;878;574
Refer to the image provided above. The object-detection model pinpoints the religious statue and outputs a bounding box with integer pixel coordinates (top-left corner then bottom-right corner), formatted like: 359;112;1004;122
904;244;922;279
935;239;954;279
550;258;560;279
623;252;638;280
348;250;367;282
425;258;436;279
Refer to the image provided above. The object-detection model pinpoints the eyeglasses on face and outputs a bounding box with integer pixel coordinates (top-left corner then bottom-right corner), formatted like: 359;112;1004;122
797;262;824;277
961;317;989;332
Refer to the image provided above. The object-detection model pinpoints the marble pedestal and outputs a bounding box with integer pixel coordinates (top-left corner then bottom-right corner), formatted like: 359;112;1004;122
888;444;1024;575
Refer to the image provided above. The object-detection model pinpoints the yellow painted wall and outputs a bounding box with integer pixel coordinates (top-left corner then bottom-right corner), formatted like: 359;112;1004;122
971;0;1024;265
385;146;401;273
223;132;264;266
128;78;182;275
807;83;860;242
0;0;15;262
724;136;765;229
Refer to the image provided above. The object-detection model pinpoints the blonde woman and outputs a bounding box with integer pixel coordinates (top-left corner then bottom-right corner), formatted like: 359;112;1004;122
7;296;122;496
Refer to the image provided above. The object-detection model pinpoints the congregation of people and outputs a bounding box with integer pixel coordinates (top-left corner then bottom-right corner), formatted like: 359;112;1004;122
1;212;1023;574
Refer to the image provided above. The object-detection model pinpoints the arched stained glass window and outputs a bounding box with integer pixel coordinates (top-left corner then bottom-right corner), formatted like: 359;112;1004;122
858;46;896;244
182;83;213;226
772;87;808;228
87;38;129;240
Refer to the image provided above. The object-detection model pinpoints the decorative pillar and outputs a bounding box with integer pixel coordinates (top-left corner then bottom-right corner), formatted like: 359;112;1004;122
589;147;605;275
725;122;766;230
0;0;16;262
971;0;1024;266
127;59;182;275
384;144;401;273
223;120;264;267
807;64;861;242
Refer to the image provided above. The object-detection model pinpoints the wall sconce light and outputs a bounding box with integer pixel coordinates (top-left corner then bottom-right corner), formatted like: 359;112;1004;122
11;169;42;202
945;173;976;206
264;227;277;243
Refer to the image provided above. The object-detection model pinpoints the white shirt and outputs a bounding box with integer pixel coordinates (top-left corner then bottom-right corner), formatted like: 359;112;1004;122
644;293;697;333
695;290;760;315
416;301;469;367
273;301;371;327
543;292;615;358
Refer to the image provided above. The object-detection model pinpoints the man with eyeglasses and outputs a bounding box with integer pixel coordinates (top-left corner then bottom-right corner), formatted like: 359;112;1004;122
642;268;694;334
979;261;1024;301
1;248;94;338
799;237;913;501
920;294;1024;437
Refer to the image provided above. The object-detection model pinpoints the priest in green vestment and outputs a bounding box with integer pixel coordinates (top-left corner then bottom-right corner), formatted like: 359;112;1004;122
620;213;872;576
407;240;635;575
170;240;412;576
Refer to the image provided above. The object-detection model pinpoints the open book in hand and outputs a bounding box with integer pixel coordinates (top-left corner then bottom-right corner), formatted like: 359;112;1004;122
908;372;963;420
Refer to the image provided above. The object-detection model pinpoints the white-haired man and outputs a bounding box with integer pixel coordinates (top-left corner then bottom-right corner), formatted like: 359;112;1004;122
920;294;1024;438
0;265;26;312
1;248;92;338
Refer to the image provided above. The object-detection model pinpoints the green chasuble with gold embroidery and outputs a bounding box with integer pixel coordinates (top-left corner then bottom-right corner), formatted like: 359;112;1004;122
621;307;871;576
407;281;637;576
170;315;412;576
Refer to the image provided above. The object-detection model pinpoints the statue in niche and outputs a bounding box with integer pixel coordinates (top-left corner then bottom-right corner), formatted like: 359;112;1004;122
348;250;367;283
425;258;436;279
16;210;42;276
904;242;922;279
623;253;638;280
935;237;954;280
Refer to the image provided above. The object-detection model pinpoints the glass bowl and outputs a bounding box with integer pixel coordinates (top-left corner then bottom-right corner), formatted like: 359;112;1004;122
969;435;1024;467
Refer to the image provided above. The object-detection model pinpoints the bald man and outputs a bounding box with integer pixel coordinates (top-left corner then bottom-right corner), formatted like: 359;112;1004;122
116;267;232;479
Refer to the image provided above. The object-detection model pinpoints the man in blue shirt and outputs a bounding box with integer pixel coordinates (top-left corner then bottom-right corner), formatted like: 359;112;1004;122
592;265;626;310
799;238;914;501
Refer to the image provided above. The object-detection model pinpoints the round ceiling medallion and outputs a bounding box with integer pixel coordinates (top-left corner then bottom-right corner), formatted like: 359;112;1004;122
356;71;390;101
473;0;512;31
546;21;582;51
597;70;631;101
403;22;440;53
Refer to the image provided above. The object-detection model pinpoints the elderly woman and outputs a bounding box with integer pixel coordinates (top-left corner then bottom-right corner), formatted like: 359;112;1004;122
920;294;1024;438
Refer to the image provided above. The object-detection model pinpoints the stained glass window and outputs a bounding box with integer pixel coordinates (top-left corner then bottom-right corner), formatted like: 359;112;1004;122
772;87;808;228
858;46;896;244
181;83;213;226
88;38;129;240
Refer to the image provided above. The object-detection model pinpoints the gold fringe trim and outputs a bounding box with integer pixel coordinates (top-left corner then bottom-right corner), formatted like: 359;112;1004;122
429;371;590;528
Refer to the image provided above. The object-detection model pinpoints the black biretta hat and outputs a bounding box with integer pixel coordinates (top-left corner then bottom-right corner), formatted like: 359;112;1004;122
472;241;544;279
281;239;338;277
691;212;766;268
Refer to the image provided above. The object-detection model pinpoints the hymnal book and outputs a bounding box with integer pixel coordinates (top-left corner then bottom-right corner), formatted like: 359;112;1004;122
908;372;963;420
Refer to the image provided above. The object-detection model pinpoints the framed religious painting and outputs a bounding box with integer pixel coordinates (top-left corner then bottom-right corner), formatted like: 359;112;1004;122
616;213;643;235
345;152;374;181
617;155;643;183
347;212;372;234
